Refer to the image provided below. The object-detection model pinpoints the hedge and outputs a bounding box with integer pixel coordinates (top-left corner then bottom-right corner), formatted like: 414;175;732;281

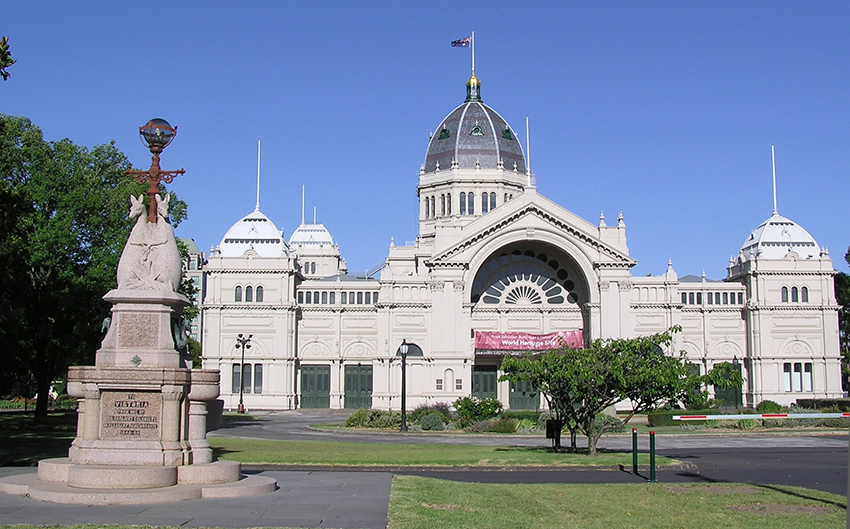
795;399;850;412
647;409;717;427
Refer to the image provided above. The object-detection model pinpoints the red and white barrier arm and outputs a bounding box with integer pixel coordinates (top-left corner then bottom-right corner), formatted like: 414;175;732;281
673;413;850;420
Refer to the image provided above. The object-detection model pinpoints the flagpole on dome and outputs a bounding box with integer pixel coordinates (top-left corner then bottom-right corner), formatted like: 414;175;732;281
471;30;475;74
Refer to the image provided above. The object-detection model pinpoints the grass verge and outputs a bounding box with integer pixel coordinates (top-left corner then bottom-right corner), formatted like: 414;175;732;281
210;437;675;467
0;411;76;466
388;476;846;529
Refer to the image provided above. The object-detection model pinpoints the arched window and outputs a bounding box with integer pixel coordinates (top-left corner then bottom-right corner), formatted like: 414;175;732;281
459;192;466;215
245;286;253;302
791;286;798;302
235;286;242;302
311;262;316;274
468;192;475;214
781;286;788;303
253;364;263;394
441;194;446;216
431;196;436;217
256;286;263;302
481;193;489;213
801;286;809;302
447;193;451;215
490;192;496;210
425;196;430;218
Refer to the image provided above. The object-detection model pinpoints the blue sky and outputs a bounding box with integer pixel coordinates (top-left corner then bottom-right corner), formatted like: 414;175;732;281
4;2;849;278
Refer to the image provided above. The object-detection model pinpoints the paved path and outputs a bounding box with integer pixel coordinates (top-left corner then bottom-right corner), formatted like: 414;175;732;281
2;409;847;528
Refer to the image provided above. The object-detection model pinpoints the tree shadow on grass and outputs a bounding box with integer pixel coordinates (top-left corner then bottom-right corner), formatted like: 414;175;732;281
755;484;846;510
492;446;632;456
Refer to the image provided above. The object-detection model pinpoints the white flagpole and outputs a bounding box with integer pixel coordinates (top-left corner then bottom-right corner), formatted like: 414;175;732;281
471;31;475;73
301;185;305;225
526;116;531;185
255;140;261;211
771;145;778;215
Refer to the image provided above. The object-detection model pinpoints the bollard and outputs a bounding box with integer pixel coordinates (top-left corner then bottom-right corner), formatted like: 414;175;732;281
649;430;657;483
632;428;638;474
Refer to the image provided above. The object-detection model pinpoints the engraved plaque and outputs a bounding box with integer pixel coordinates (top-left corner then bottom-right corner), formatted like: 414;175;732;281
100;391;162;440
117;313;158;348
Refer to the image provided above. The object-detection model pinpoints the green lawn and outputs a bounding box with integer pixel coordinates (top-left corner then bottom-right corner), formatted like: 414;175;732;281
0;411;76;466
388;476;846;529
210;437;673;467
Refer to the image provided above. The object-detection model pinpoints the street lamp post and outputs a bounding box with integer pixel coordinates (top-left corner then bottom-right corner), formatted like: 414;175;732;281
236;333;252;413
395;339;423;433
732;355;741;410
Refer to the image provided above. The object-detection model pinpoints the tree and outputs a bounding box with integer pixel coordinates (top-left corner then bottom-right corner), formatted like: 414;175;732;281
0;115;187;422
0;37;16;81
502;327;695;456
834;248;850;390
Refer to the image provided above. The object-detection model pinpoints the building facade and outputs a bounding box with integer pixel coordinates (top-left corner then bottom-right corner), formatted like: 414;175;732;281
201;72;842;411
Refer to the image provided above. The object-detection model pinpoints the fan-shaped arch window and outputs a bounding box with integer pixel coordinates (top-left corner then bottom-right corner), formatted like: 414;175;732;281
235;286;242;302
245;286;253;302
471;249;583;306
781;286;788;303
256;286;263;302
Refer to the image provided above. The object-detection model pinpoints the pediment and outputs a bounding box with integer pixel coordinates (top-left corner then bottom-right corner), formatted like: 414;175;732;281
427;196;635;268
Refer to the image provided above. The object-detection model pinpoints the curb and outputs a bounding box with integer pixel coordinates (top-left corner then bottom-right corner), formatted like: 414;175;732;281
240;462;697;473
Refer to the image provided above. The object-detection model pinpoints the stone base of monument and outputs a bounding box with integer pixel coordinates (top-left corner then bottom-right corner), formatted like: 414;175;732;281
0;459;277;505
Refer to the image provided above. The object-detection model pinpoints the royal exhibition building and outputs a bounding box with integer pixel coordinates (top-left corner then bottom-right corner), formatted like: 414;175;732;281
197;71;842;413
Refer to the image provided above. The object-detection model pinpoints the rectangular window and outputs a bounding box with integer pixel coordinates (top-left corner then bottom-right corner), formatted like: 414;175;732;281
738;293;744;304
232;364;241;394
803;363;813;392
297;291;304;304
681;293;687;304
689;292;694;304
242;364;252;394
373;292;379;303
253;364;263;394
783;363;792;392
436;379;443;390
357;292;363;304
792;362;802;392
696;293;702;304
349;292;356;304
330;292;336;304
364;292;371;304
715;293;721;304
707;293;713;305
723;292;729;304
456;379;463;390
322;292;328;304
341;292;347;304
305;291;312;304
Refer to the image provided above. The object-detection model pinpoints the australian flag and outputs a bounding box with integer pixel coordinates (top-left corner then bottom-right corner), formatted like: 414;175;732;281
451;36;471;47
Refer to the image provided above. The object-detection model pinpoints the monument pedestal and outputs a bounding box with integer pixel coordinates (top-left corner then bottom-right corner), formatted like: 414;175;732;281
0;288;276;504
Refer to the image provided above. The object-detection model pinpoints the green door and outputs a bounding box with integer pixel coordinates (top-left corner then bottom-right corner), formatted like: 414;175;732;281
509;380;539;410
344;365;373;409
472;365;498;399
714;363;743;411
300;365;330;409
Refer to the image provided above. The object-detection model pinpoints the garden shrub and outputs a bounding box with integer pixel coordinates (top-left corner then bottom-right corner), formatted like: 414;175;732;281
488;417;517;433
647;409;714;427
410;402;452;424
515;418;539;433
418;411;446;431
500;410;540;422
756;400;783;413
344;408;402;429
796;398;850;411
465;419;493;433
453;396;503;428
53;394;77;410
592;414;625;433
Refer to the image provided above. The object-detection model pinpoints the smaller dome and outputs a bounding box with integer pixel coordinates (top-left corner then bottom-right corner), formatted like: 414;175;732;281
218;209;288;258
289;223;335;247
739;213;819;261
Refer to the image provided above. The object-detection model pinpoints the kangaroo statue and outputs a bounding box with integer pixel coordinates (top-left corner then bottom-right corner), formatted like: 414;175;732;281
115;194;182;293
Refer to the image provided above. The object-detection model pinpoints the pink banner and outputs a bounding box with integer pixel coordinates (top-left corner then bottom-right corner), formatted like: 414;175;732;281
474;330;583;352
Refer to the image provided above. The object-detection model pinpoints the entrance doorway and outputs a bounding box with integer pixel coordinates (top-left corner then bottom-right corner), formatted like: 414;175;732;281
300;364;330;408
509;380;539;410
344;364;373;409
472;365;498;399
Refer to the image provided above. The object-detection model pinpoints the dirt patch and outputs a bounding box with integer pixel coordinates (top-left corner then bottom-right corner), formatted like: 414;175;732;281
728;504;834;514
422;503;475;512
665;484;758;495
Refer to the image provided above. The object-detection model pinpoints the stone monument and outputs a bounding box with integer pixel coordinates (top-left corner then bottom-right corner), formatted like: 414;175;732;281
0;119;276;504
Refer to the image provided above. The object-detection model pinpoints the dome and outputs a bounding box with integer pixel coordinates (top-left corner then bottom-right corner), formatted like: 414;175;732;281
738;212;819;261
423;74;526;174
218;208;288;258
289;223;336;248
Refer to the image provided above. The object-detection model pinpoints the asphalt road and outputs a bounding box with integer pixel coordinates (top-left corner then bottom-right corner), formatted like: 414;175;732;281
212;409;850;496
